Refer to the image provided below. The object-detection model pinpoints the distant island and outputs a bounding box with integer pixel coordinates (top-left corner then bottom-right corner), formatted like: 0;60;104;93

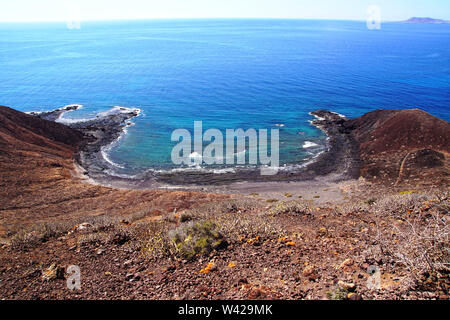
403;17;449;24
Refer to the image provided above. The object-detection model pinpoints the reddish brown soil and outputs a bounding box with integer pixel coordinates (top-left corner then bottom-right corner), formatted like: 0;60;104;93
0;203;447;300
0;106;448;300
0;106;227;238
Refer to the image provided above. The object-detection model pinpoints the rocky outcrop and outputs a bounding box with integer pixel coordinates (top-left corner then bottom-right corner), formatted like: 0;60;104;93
32;105;140;179
345;109;449;185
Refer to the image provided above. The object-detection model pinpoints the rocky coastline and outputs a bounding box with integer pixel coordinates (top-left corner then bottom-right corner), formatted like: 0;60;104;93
30;106;449;190
33;105;142;186
34;107;361;189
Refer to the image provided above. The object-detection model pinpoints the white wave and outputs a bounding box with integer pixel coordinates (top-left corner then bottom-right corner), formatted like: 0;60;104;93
277;148;327;172
330;111;347;118
308;111;347;121
88;106;141;169
54;104;89;124
98;111;142;169
101;146;125;169
309;112;325;121
103;169;140;179
187;152;203;167
188;151;203;159
151;165;236;175
303;141;319;148
213;168;236;174
56;116;93;124
96;106;141;118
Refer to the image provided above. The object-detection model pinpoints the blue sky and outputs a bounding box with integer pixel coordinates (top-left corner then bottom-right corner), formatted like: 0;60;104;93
1;0;449;22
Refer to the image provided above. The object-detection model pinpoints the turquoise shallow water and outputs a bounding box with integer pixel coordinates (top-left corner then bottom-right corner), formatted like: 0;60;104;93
0;19;449;173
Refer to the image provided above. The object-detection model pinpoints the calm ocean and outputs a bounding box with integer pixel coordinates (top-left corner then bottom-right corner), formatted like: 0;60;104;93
1;19;449;173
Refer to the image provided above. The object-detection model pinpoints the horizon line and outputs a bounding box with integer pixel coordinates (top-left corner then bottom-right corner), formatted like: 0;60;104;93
0;16;419;24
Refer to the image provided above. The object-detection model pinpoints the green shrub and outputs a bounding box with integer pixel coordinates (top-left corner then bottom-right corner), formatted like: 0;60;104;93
136;221;173;259
168;220;226;260
399;190;418;195
326;286;349;300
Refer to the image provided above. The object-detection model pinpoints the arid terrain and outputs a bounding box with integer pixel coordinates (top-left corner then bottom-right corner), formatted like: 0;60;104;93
0;105;448;300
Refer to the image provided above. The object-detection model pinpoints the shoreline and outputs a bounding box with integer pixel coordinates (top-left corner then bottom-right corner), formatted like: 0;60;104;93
34;106;361;192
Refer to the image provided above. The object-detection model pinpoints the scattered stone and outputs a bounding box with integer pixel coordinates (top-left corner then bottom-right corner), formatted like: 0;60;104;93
348;293;362;300
338;280;356;291
248;288;262;300
339;258;354;269
125;273;134;281
42;264;65;281
124;259;133;267
302;266;319;281
69;223;92;234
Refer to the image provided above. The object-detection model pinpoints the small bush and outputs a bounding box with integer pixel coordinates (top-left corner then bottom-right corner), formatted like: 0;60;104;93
180;199;260;221
9;215;121;251
10;230;42;250
399;190;418;195
326;286;349;300
216;213;284;242
269;201;310;216
336;201;370;215
379;210;449;281
179;212;193;223
109;228;132;245
374;194;449;288
77;232;110;247
168;220;226;261
373;193;430;218
10;220;74;250
136;221;173;259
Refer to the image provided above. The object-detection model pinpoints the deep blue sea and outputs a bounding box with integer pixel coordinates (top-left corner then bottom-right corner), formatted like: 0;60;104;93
0;19;449;173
